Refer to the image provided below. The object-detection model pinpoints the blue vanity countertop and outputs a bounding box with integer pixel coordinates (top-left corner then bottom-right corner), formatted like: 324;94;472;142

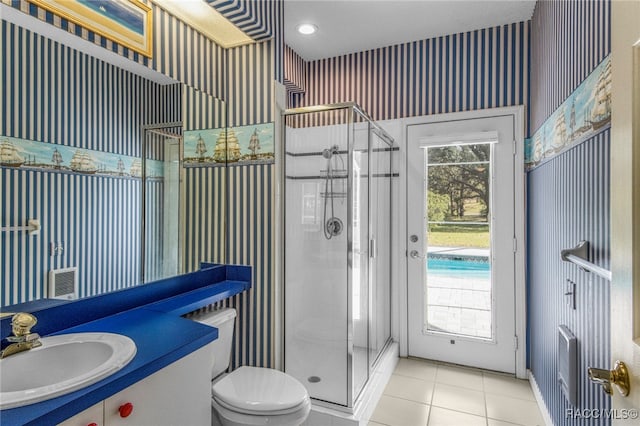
0;264;251;426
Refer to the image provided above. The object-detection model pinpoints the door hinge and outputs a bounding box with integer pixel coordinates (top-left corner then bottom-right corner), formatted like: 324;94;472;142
514;335;519;350
513;140;517;155
513;237;517;253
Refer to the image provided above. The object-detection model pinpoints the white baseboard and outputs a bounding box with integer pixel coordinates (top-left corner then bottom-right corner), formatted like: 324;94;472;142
528;369;555;426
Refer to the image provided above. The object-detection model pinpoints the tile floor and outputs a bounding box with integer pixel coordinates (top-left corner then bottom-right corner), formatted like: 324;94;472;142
369;358;545;426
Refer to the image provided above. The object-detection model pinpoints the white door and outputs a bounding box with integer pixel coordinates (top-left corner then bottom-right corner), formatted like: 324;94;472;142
407;113;523;374
610;0;640;421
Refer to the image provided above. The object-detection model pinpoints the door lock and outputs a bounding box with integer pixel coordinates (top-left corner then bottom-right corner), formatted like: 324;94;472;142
409;235;419;243
588;360;630;396
409;250;423;259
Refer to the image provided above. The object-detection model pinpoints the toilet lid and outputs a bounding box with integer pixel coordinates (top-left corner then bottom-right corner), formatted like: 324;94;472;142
212;366;309;413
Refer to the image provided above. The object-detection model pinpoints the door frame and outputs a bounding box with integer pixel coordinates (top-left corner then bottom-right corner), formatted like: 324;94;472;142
397;106;526;378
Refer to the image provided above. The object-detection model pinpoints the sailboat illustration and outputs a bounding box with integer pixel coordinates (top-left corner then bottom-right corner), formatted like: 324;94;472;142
51;148;63;169
588;60;612;130
117;158;125;176
130;159;142;177
248;128;261;159
0;139;25;167
551;106;568;152
70;150;97;174
195;133;207;162
213;129;242;163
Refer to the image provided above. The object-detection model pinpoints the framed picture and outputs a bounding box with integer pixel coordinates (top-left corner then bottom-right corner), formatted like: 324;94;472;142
31;0;153;58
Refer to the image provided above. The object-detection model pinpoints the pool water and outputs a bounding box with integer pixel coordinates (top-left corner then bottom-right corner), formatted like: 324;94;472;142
427;257;490;279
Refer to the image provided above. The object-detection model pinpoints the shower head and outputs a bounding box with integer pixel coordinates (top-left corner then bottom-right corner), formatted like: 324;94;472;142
322;145;340;159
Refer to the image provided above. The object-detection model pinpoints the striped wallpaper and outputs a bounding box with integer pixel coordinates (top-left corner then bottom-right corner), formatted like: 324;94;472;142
287;21;529;133
153;4;226;98
3;1;283;374
227;40;275;127
208;0;274;41
219;39;277;369
0;20;159;155
528;1;611;424
0;21;165;306
284;44;306;94
178;33;281;369
530;0;611;133
4;0;227;99
528;131;611;425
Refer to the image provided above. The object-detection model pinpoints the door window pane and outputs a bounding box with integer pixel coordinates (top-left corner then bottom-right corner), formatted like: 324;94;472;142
424;143;492;339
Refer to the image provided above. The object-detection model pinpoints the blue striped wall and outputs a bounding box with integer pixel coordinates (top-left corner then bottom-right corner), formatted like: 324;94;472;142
0;21;164;306
220;39;277;369
1;169;142;306
0;20;159;154
153;5;226;98
528;1;611;424
530;0;610;133
207;0;275;41
528;131;611;425
3;0;227;98
284;44;306;94
288;21;529;132
227;41;275;127
182;85;227;274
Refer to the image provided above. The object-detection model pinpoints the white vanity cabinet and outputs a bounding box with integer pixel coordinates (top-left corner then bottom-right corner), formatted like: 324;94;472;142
58;343;214;426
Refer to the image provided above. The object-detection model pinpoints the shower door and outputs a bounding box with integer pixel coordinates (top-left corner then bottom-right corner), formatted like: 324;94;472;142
284;109;352;406
283;104;393;409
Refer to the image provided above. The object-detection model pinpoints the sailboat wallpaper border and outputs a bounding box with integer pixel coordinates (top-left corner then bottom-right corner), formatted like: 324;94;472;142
526;55;611;169
183;122;275;168
0;136;163;179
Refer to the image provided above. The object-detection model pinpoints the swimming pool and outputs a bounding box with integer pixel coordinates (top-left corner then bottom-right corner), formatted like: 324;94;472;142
427;256;490;279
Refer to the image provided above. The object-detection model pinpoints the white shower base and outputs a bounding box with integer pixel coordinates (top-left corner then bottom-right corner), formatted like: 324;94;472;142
303;342;399;426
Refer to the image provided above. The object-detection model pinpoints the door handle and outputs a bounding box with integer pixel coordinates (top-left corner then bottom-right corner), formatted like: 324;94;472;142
588;360;630;396
409;250;424;259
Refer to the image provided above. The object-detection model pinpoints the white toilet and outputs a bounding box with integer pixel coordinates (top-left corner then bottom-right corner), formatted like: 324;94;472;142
193;308;311;426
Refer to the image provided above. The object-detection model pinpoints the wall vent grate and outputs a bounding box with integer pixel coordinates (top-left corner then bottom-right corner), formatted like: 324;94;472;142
48;267;78;300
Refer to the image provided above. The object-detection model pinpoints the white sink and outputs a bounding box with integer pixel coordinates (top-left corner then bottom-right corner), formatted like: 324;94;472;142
0;332;136;409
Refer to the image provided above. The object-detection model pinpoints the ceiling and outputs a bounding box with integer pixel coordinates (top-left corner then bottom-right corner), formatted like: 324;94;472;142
285;0;536;61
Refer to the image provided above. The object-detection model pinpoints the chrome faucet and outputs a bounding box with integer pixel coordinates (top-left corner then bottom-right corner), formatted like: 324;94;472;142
1;313;42;359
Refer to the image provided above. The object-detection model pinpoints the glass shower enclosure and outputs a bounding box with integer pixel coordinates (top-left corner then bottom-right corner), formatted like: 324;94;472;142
283;103;394;408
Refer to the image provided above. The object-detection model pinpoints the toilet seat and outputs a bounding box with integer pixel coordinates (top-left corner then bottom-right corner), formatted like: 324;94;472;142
213;396;308;416
212;366;309;414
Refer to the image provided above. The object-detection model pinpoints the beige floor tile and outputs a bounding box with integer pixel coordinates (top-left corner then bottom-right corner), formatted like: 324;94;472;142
394;358;438;382
486;394;545;426
487;420;521;426
384;374;435;404
427;406;486;426
431;383;486;417
435;365;484;391
483;372;535;401
371;395;430;426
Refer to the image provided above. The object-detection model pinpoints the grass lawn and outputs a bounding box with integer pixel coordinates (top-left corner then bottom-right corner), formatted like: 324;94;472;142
427;223;489;248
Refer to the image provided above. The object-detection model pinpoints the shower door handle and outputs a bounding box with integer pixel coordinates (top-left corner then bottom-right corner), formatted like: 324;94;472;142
409;250;424;259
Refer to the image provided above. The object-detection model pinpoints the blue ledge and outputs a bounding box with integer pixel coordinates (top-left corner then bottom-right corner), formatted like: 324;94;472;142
0;264;251;426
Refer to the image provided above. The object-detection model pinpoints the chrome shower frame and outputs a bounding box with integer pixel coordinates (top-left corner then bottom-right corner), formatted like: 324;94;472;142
281;102;395;411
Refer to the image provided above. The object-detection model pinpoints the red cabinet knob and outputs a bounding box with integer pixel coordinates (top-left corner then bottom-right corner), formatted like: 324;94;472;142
119;402;134;418
87;423;98;426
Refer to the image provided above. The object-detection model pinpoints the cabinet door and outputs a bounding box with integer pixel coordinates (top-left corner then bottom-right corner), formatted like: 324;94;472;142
104;343;214;426
57;402;103;426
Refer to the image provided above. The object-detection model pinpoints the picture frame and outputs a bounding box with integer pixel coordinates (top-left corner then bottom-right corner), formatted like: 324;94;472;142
31;0;153;58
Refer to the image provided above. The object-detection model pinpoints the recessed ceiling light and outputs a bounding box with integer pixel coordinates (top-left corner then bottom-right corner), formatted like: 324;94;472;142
297;24;317;35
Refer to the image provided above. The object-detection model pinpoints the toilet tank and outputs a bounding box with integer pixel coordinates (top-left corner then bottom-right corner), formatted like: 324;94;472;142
190;308;237;379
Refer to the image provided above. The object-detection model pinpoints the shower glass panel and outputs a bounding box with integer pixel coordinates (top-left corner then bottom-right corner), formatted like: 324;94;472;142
142;124;183;283
370;130;392;365
283;103;394;409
